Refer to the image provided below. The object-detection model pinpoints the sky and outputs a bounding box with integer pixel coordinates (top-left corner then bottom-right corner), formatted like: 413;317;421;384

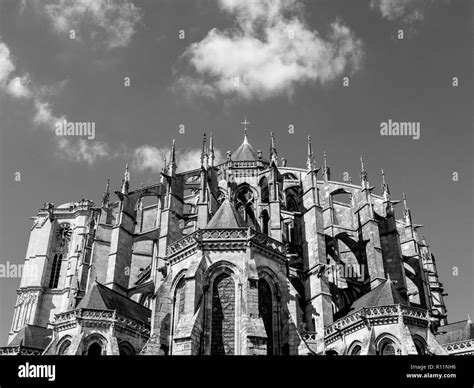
0;0;472;345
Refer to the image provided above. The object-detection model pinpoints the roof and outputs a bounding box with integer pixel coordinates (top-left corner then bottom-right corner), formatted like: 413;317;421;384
436;319;474;345
231;134;259;161
8;325;52;349
77;282;151;324
57;202;78;209
338;279;406;318
206;199;246;229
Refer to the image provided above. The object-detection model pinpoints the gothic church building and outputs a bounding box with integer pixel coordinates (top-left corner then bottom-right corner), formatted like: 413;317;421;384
3;130;472;356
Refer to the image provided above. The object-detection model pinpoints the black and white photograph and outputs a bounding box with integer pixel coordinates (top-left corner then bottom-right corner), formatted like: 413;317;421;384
0;0;472;386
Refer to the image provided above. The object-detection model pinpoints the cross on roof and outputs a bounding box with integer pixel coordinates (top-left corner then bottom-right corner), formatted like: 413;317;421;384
241;116;250;133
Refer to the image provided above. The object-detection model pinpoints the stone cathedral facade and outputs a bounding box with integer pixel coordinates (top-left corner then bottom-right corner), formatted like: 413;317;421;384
3;130;473;356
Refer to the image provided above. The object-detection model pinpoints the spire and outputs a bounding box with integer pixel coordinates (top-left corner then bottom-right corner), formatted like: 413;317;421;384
101;178;110;207
201;133;207;168
167;139;177;176
381;169;390;200
381;169;394;214
360;156;369;189
160;156;167;183
121;164;130;194
241;116;250;144
269;132;278;164
323;151;331;182
209;132;215;168
306;135;316;171
402;193;412;226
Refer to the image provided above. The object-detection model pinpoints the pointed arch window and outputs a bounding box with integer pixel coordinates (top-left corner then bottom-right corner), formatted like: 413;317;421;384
58;339;71;355
235;186;258;230
87;342;102;356
173;277;186;332
258;278;274;355
49;253;62;289
261;210;269;235
211;273;235;355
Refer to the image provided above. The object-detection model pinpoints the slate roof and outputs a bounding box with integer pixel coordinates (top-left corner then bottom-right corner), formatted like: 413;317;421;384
349;279;406;312
8;325;52;349
435;319;474;345
232;135;259;161
335;278;407;320
77;281;151;324
206;199;246;229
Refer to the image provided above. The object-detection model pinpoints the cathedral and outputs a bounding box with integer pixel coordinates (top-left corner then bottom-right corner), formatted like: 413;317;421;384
2;128;473;356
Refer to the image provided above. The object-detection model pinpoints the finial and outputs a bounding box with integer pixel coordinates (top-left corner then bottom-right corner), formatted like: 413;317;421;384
171;139;176;161
121;164;130;194
201;132;207;168
241;116;250;143
323;151;330;182
381;169;390;197
360;156;369;188
402;193;412;226
270;132;278;164
101;178;110;207
209;132;215;167
167;139;177;176
306;135;316;171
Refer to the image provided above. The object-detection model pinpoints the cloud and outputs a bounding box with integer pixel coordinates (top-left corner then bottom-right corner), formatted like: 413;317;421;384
41;0;142;49
33;100;65;128
56;138;109;165
132;145;167;173
0;38;65;130
0;42;15;84
7;75;32;98
175;0;363;101
132;145;223;173
370;0;430;23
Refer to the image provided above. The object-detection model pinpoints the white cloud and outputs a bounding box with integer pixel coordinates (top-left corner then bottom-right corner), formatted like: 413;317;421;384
41;0;142;49
370;0;429;23
132;145;223;173
132;145;167;173
175;0;363;101
0;42;15;84
6;75;32;98
33;100;65;128
56;138;109;165
0;38;65;130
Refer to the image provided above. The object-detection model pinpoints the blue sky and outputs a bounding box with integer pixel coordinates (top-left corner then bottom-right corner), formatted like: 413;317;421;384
0;0;472;345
